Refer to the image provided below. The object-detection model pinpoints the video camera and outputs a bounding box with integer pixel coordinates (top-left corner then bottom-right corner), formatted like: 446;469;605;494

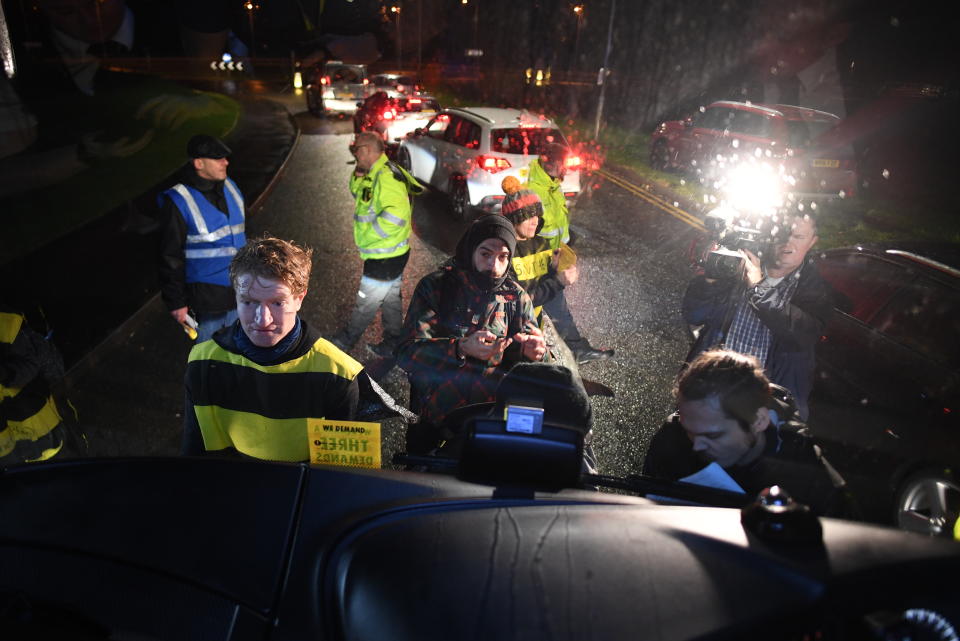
699;161;789;281
701;207;788;281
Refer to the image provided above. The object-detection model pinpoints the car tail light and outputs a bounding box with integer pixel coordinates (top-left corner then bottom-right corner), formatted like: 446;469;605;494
382;109;396;120
362;78;369;85
320;76;330;85
565;155;582;170
438;114;450;122
408;98;422;105
564;192;577;199
477;156;512;173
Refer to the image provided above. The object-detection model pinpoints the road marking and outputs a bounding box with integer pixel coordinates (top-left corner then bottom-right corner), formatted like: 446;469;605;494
594;168;705;231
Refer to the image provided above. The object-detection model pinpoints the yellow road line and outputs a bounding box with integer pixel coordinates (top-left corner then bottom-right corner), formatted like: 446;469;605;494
594;168;705;231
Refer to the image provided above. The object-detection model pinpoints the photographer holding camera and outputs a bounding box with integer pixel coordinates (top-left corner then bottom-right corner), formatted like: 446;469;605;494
682;213;835;420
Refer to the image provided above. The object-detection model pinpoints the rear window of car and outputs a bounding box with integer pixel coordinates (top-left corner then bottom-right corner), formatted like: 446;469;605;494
490;128;565;155
326;66;364;83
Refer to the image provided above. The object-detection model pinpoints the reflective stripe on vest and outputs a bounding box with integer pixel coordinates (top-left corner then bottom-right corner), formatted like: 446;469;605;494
358;239;409;255
185;246;240;259
186;337;363;462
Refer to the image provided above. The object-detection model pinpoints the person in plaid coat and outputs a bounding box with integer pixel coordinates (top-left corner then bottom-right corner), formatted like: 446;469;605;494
397;215;547;454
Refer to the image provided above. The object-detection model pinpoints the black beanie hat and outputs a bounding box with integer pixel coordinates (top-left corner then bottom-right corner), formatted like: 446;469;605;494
494;363;593;434
500;176;544;226
455;214;518;268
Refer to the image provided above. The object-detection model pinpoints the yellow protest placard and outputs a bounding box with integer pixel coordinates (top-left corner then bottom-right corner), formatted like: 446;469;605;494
308;419;381;469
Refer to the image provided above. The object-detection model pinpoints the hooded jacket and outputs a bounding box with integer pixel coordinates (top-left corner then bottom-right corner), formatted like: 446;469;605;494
397;216;540;426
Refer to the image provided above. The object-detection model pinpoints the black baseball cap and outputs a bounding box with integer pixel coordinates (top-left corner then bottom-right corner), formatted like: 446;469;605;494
187;135;232;159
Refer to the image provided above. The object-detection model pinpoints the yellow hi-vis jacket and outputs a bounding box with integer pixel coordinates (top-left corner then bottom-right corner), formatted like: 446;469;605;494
526;158;570;251
184;324;363;462
350;154;423;261
0;311;62;461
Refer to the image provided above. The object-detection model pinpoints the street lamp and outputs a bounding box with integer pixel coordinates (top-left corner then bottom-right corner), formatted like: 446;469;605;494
573;4;584;66
390;5;402;69
243;1;257;58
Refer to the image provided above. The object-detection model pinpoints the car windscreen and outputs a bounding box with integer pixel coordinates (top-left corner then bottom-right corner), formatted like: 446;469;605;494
490;128;565;155
327;66;364;83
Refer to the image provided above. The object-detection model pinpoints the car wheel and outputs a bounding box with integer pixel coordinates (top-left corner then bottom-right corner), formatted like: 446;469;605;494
306;87;324;117
397;147;413;172
895;471;960;537
449;176;471;221
650;139;671;171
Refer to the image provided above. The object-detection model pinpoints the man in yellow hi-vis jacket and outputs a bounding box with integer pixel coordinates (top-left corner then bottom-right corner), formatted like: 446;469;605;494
333;132;423;358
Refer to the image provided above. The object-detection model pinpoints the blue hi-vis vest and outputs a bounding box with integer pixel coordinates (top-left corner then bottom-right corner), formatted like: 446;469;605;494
162;179;246;287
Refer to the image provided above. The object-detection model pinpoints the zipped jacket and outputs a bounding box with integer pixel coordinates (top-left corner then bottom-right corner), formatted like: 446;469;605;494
526;159;569;250
350;154;423;261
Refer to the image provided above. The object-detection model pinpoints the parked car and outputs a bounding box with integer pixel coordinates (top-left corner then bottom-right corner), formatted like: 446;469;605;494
3;450;960;639
304;60;369;117
650;100;858;198
369;72;420;97
809;243;960;536
353;91;441;151
397;107;582;220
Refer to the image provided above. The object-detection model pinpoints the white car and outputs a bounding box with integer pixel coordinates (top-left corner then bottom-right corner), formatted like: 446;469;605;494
305;61;369;116
397;107;582;219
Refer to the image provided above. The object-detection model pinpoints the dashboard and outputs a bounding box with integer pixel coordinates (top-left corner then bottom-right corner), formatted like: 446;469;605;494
1;458;958;640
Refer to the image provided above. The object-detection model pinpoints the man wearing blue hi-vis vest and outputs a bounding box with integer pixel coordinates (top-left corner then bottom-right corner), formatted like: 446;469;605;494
158;135;246;343
332;132;423;358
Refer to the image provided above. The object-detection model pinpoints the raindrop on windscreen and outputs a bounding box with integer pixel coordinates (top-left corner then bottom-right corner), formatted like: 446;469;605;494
882;168;890;179
860;398;869;406
732;139;740;148
838;190;846;198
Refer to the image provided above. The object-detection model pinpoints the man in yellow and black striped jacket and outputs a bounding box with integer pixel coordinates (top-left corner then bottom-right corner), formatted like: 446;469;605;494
181;236;363;462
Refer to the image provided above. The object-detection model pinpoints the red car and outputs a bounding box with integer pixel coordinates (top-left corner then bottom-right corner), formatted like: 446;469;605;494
650;100;857;198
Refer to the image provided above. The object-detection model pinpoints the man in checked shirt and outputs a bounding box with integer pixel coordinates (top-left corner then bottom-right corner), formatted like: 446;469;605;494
681;213;836;420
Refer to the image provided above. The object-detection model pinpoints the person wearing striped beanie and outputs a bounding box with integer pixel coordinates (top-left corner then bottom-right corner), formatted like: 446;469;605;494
501;176;613;365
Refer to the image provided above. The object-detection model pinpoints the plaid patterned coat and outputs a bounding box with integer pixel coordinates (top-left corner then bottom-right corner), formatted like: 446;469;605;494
397;263;541;426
